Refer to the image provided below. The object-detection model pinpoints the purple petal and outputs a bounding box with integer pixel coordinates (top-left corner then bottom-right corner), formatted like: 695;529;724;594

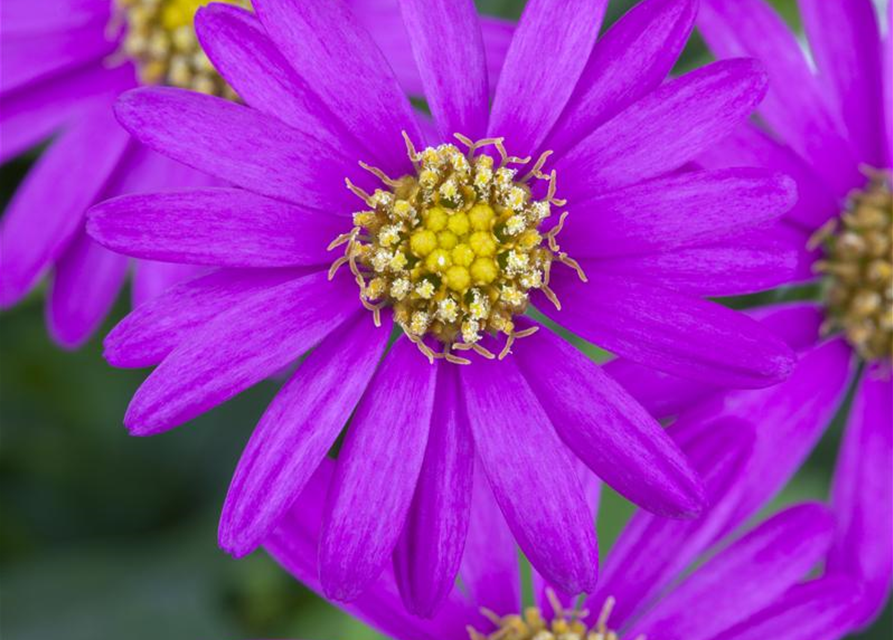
513;321;705;517
586;417;755;629
1;24;115;96
0;63;133;164
603;358;716;419
320;336;438;602
589;231;798;297
219;312;389;557
88;188;344;267
393;364;474;617
488;0;607;155
252;0;421;174
131;260;203;309
460;356;598;596
557;59;768;200
748;302;825;352
1;0;108;35
349;0;512;101
538;272;796;388
194;3;354;147
560;168;795;258
710;577;866;640
398;0;488;141
531;463;602;617
114;87;359;212
827;371;893;628
626;503;836;640
104;268;304;368
264;460;477;640
545;0;696;158
680;339;855;540
0;103;130;306
46;231;128;349
697;123;839;233
459;458;521;617
697;0;862;199
124;270;359;434
799;0;885;168
604;303;826;420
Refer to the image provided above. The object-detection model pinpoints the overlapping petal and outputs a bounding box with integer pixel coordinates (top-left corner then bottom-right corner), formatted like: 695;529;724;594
460;356;598;595
319;336;438;602
514;322;706;517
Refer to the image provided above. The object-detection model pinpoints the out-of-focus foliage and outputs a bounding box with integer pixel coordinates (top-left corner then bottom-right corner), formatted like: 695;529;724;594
0;1;889;638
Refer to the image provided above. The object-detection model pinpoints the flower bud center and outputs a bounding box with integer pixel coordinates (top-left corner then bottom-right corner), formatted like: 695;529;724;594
114;0;249;97
329;133;586;364
813;173;892;363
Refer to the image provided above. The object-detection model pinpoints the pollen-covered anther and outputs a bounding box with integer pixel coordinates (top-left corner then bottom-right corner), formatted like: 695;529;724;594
112;0;249;98
466;592;643;640
330;133;586;363
812;172;892;363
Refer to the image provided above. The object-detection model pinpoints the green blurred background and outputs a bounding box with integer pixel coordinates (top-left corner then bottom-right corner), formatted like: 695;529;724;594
1;0;890;638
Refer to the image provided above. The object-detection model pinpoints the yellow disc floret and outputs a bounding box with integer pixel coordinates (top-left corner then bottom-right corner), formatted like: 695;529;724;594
813;172;892;363
330;133;587;363
467;593;624;640
115;0;250;97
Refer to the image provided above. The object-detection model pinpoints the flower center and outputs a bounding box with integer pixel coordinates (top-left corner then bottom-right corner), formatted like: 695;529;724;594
114;0;249;97
468;595;634;640
812;172;892;363
329;133;586;364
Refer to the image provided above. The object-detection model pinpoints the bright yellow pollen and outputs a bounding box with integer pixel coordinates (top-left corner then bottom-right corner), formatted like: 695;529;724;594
445;266;472;292
452;244;475;267
332;133;586;362
410;230;437;257
471;257;498;285
425;206;449;232
469;203;495;230
438;230;459;250
425;249;452;273
115;0;249;97
447;211;471;235
469;231;496;257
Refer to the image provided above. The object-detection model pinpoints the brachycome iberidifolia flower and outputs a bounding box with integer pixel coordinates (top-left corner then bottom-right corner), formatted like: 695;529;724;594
0;0;512;349
115;0;249;97
333;134;584;362
264;420;866;640
610;0;893;630
88;0;798;616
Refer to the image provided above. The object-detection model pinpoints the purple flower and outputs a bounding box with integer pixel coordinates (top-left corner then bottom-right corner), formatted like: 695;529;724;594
614;0;892;627
0;0;509;347
87;0;798;611
265;418;866;640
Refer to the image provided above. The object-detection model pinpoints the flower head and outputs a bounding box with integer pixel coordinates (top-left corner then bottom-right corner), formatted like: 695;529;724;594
88;0;798;613
609;0;893;628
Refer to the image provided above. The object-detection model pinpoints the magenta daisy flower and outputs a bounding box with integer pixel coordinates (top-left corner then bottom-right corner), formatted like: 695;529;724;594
266;418;865;640
613;0;892;627
87;0;797;611
0;0;509;347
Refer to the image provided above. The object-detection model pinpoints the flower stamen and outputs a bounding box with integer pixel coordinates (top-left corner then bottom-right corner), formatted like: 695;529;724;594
330;133;585;363
812;170;892;363
466;591;640;640
113;0;249;97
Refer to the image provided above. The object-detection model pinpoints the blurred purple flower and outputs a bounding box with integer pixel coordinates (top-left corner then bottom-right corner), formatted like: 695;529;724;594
614;0;892;627
87;0;798;611
0;0;510;347
266;418;865;639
